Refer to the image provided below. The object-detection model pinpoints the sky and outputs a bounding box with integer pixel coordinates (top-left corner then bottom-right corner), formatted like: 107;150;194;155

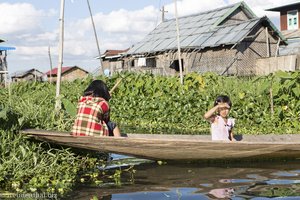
0;0;297;75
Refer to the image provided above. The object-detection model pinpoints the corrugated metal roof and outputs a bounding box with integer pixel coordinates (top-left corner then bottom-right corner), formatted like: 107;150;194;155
127;1;284;55
11;69;43;78
282;29;300;39
266;2;300;12
45;66;89;76
279;39;300;56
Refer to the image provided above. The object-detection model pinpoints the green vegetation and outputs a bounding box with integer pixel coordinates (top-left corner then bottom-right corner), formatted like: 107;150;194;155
0;71;299;197
109;71;300;135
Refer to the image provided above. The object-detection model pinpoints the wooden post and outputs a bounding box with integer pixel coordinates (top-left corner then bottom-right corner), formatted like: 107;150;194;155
266;27;270;57
174;0;183;85
48;46;53;83
275;37;280;58
160;6;168;23
55;0;65;112
270;80;274;116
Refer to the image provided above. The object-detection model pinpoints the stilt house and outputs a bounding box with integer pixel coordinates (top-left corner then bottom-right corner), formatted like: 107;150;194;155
11;68;44;82
122;1;286;76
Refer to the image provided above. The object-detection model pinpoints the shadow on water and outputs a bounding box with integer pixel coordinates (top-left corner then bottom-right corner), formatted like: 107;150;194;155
68;159;300;200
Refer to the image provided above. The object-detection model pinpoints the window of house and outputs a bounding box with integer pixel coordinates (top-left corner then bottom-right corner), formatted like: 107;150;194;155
137;57;146;67
287;10;298;30
146;58;156;68
170;59;184;72
130;59;135;67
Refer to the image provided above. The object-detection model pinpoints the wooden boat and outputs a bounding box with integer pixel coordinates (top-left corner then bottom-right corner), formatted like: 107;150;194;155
21;129;300;162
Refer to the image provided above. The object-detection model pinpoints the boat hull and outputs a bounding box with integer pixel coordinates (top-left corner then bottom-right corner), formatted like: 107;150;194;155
20;129;300;162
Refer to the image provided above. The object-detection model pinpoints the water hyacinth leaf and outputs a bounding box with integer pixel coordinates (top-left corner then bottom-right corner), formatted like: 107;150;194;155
47;150;56;157
284;79;296;89
0;108;8;120
260;80;270;93
272;82;280;96
238;92;245;99
62;98;77;117
275;70;292;79
33;153;37;166
19;145;26;158
18;116;25;127
292;87;300;97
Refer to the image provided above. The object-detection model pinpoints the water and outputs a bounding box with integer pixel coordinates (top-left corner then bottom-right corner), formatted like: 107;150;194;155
70;156;300;200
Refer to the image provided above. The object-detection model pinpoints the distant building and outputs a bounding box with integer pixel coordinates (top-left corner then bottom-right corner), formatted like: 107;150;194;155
266;2;300;57
0;42;16;86
101;49;128;74
11;68;44;82
266;2;300;39
122;1;286;76
45;66;89;82
264;2;300;73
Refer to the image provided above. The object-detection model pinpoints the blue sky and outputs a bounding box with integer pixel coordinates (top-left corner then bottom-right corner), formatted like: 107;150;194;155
0;0;294;75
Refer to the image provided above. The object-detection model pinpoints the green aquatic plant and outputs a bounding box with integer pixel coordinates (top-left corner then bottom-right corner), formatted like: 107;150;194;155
0;71;299;197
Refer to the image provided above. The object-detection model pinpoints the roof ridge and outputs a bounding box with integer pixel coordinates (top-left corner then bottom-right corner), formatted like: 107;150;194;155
215;17;262;28
163;1;244;22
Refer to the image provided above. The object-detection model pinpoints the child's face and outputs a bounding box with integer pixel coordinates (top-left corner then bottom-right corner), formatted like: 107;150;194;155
218;103;230;118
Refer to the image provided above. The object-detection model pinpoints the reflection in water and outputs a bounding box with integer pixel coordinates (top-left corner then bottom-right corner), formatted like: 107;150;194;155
208;188;234;199
69;161;300;200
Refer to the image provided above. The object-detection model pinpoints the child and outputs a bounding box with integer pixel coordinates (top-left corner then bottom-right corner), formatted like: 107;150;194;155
72;80;121;137
204;95;235;141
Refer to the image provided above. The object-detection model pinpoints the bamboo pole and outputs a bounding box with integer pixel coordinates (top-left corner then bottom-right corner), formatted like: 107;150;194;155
173;0;183;85
109;78;122;95
270;80;274;116
86;0;103;75
55;0;65;112
48;46;53;83
4;51;7;88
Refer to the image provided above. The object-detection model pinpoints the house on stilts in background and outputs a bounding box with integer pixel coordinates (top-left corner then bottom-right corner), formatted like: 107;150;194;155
264;1;300;74
0;38;16;86
117;1;288;76
100;49;128;75
11;68;44;82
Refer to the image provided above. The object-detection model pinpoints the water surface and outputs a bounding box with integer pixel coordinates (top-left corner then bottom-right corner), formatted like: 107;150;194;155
70;159;300;200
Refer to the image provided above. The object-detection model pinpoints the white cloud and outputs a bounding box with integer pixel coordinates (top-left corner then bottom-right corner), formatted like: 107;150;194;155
19;32;58;44
0;3;45;35
58;6;159;59
165;0;226;17
2;0;290;74
96;6;158;33
13;46;49;57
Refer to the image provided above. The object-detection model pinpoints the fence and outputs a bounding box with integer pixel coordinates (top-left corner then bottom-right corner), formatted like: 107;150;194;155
255;55;298;75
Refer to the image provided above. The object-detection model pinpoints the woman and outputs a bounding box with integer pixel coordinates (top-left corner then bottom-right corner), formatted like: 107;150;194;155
72;80;120;137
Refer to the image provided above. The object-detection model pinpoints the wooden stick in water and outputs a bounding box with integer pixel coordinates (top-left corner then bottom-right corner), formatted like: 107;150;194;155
109;78;122;95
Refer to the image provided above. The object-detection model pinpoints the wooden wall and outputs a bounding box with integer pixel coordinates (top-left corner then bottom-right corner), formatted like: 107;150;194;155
255;55;297;75
48;68;88;82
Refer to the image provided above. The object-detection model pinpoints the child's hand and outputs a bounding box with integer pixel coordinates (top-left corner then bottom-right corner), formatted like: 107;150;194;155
217;102;230;109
